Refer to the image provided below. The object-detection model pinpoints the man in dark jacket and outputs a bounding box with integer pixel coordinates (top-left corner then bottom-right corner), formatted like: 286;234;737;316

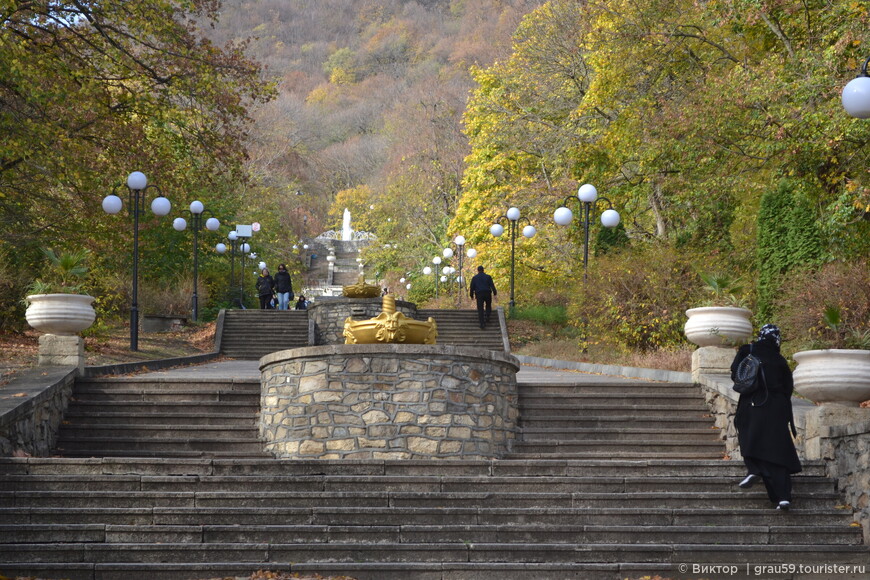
469;265;497;329
731;324;801;510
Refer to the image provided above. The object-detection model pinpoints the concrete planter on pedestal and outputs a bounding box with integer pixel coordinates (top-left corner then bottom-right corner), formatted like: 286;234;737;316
793;349;870;407
684;306;753;347
25;293;95;370
25;293;96;335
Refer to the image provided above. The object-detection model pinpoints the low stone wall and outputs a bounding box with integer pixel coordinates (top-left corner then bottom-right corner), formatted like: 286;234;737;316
0;366;77;456
308;297;417;345
259;344;520;460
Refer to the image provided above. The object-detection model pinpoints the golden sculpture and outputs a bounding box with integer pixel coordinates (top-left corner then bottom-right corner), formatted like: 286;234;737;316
344;294;438;345
342;274;381;298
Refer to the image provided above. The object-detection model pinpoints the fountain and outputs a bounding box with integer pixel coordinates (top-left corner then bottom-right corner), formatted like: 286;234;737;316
341;273;381;298
343;293;437;345
341;208;352;241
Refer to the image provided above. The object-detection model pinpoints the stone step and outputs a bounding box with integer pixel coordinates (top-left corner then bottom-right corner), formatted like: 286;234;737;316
60;412;257;426
0;474;839;494
518;428;721;442
518;383;699;395
52;437;264;454
518;416;714;429
0;506;860;534
510;439;724;454
2;522;861;545
62;401;257;415
1;560;868;580
0;457;830;478
519;393;707;406
220;310;310;358
518;404;709;418
73;379;260;392
2;490;844;510
1;541;866;566
56;424;258;439
0;505;856;526
71;389;259;403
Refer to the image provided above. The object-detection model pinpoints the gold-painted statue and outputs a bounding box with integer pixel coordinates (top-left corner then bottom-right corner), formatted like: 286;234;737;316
344;294;437;344
342;274;381;298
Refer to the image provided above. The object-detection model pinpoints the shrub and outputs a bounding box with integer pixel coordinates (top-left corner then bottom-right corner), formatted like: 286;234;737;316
139;274;205;317
571;244;718;352
774;259;870;353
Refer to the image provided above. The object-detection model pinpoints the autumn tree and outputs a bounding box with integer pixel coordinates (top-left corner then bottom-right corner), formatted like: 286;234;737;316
0;0;272;319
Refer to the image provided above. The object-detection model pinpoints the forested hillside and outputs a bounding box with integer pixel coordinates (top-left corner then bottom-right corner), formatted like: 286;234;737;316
205;0;544;248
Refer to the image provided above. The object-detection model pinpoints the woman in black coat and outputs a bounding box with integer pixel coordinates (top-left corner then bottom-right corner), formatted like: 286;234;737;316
730;324;801;510
255;268;276;310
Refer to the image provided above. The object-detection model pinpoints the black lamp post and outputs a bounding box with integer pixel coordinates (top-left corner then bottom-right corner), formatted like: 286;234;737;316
842;56;870;118
215;230;240;301
173;201;220;321
491;207;537;314
102;171;171;351
553;183;621;282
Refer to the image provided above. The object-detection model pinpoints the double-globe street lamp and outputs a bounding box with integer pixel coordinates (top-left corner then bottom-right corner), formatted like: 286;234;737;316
173;201;220;321
491;207;537;313
102;171;172;351
553;183;621;282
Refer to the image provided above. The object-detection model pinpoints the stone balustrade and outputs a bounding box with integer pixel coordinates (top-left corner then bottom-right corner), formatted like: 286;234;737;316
259;344;520;460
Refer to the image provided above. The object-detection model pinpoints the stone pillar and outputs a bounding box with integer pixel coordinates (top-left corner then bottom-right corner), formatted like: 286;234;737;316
803;405;870;460
38;334;85;370
691;345;735;382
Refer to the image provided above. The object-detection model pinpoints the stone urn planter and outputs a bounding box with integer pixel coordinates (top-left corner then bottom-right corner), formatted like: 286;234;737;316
793;349;870;406
25;293;96;335
684;306;753;347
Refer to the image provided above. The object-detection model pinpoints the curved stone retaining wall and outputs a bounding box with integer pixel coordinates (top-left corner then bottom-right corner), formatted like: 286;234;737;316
308;297;417;345
259;344;520;460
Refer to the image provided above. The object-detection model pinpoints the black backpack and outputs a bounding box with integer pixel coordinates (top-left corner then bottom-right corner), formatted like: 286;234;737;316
733;344;765;396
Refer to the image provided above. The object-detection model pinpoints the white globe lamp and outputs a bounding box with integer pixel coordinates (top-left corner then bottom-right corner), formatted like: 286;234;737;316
553;206;573;226
578;183;598;202
127;171;147;190
102;194;123;214
601;208;621;228
151;196;171;216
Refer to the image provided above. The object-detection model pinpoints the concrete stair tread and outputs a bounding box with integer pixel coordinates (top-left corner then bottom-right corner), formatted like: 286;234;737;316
0;457;831;476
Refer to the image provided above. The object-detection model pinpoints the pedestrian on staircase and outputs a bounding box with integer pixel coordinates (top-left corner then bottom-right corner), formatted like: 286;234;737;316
274;264;294;310
256;267;276;310
469;265;497;329
731;324;801;511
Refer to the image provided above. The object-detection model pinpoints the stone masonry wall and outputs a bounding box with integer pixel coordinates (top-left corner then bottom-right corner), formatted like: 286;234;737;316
0;367;77;456
309;298;417;346
259;344;520;460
